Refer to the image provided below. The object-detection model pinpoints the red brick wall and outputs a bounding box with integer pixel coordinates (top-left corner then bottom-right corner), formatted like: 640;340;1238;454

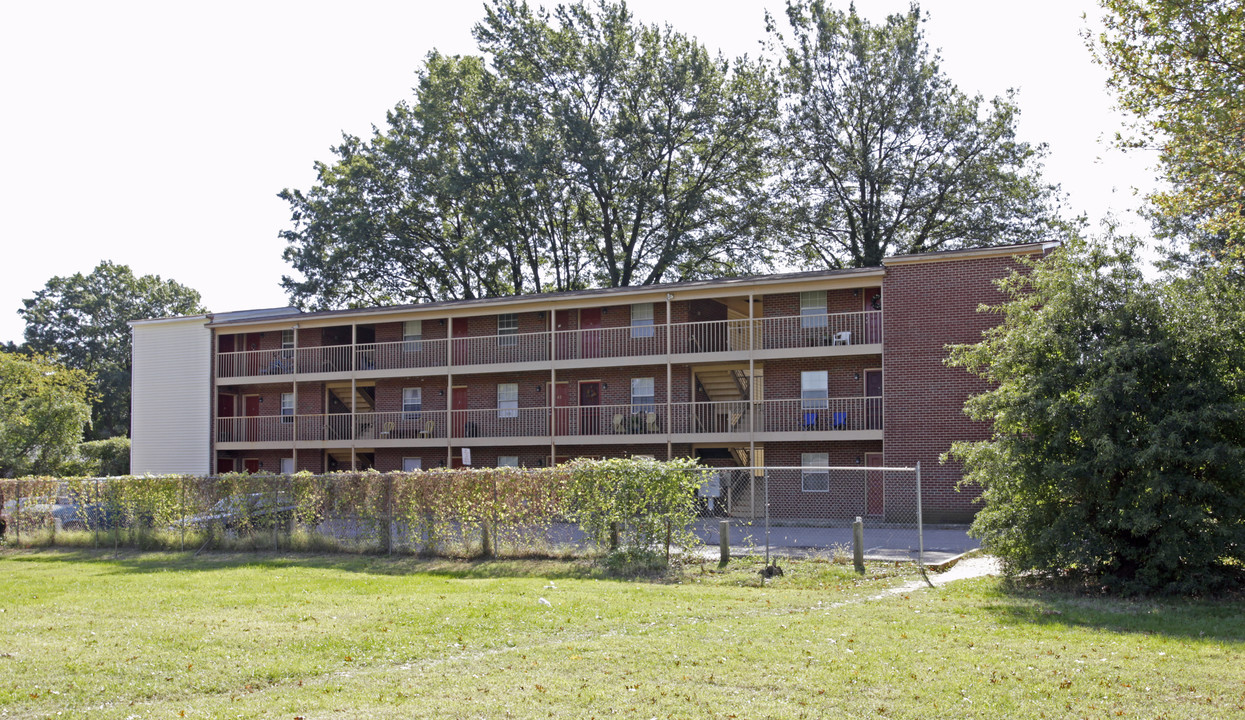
882;253;1030;522
764;355;883;400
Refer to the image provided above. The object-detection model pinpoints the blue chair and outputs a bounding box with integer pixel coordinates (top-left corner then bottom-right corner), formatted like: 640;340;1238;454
832;411;847;429
803;411;817;429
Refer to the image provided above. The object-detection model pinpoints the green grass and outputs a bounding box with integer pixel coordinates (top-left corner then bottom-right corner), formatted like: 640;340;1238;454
0;549;1242;719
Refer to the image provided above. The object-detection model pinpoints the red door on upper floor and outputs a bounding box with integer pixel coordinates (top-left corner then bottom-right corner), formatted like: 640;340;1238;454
579;381;600;435
452;386;468;437
452;319;470;365
244;394;260;441
245;333;262;375
864;370;882;430
864;288;882;343
580;308;601;359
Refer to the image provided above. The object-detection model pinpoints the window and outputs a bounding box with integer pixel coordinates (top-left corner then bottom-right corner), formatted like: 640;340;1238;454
800;291;827;328
403;387;422;419
498;314;518;347
280;457;295;475
498;456;519;468
802;453;830;492
280;330;295;357
402;457;422;472
631;377;655;414
630;302;654;338
402;320;422;352
280;393;294;423
498;383;518;418
801;371;828;410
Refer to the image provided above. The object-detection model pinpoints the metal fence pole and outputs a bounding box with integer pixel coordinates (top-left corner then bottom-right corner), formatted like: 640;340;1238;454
916;461;933;588
764;468;770;566
180;477;186;552
13;478;20;545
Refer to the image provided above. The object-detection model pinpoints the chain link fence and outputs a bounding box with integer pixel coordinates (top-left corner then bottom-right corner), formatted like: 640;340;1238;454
694;464;930;570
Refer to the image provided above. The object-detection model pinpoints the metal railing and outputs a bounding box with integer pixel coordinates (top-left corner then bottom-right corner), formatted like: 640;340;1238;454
214;311;883;378
215;397;880;444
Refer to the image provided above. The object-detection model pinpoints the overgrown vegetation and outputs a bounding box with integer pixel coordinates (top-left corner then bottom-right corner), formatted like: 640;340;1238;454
0;459;708;561
947;235;1245;595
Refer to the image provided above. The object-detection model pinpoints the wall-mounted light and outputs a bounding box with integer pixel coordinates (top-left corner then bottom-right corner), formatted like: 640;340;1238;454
602;383;608;390
438;390;445;397
602;308;609;314
537;311;546;319
666;293;674;301
854;456;861;465
439;319;446;326
259;461;265;469
535;383;543;392
853;289;860;296
853;372;860;380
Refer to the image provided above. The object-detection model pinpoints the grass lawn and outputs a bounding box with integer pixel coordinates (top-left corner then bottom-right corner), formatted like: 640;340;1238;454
0;549;1242;719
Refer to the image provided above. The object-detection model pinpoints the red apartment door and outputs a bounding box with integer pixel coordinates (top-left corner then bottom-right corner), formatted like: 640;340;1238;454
580;308;601;359
553;382;570;436
217;458;234;475
452;319;470;365
864;370;882;430
243;458;260;474
555;310;575;360
864;288;881;343
243;394;260;441
245;333;262;375
217;394;235;442
865;452;884;516
452;386;468;437
579;381;600;435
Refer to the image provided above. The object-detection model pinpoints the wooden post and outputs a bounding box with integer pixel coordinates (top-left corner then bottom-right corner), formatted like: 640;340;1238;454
608;521;619;551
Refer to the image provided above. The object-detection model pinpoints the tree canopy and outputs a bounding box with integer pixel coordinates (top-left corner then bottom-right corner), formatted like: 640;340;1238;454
19;262;207;440
1094;0;1245;265
770;1;1066;268
947;236;1245;594
0;353;93;478
281;0;779;310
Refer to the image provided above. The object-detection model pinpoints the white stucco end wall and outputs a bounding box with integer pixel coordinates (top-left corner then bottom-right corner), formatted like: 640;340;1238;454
130;316;211;474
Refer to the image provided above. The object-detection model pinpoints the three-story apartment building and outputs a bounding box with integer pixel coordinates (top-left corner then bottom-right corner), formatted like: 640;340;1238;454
130;242;1049;522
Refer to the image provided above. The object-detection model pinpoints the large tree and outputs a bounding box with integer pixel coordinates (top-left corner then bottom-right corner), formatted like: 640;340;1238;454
771;1;1065;268
1094;0;1245;264
947;235;1245;594
281;0;779;310
19;262;206;440
0;352;93;478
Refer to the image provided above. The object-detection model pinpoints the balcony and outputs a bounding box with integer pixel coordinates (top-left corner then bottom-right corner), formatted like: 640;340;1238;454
215;311;881;381
214;397;882;449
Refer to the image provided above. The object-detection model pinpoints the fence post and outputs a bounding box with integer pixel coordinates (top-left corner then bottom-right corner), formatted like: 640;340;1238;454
763;468;770;566
852;516;865;574
719;520;730;566
179;477;186;552
608;521;619;551
916;461;933;588
93;477;100;548
14;478;20;546
271;475;279;552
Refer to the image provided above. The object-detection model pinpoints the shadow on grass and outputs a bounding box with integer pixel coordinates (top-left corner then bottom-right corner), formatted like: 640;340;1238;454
0;546;698;583
975;578;1245;643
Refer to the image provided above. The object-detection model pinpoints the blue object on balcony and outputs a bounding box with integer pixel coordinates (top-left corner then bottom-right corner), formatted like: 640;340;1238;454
803;411;817;428
832;411;847;429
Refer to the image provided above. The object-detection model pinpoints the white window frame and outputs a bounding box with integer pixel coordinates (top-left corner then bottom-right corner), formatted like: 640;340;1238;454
402;457;422;472
630;377;655;414
800;290;828;328
802;453;830;492
402;387;422;419
280;457;295;475
280;392;294;423
498;455;520;468
280;329;295;358
498;383;518;418
801;371;829;410
498;314;518;347
630;302;655;338
402;320;423;352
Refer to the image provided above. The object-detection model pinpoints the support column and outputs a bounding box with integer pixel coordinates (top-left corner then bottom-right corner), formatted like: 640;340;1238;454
446;317;454;468
350;323;357;472
291;323;299;472
665;293;673;460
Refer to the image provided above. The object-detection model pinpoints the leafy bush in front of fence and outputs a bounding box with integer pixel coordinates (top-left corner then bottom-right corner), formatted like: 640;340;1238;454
565;457;706;558
1;460;705;559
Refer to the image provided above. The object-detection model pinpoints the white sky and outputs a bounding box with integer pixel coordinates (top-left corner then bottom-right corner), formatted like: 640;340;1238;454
0;0;1157;345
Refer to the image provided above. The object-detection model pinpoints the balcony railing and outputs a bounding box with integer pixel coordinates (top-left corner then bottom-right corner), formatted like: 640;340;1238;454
216;397;881;444
215;311;883;378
